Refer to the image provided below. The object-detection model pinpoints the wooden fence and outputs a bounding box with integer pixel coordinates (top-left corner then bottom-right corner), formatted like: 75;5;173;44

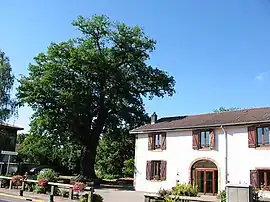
0;175;94;201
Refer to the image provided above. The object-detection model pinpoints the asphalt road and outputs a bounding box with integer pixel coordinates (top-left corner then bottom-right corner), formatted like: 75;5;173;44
0;197;25;202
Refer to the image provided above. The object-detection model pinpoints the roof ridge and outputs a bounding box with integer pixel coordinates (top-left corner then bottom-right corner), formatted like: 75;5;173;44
158;106;270;121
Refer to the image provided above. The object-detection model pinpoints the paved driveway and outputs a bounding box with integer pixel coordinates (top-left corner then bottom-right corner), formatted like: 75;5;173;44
95;189;144;202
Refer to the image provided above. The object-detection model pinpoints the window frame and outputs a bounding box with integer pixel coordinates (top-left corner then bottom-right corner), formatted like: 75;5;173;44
153;133;162;149
257;169;270;189
199;130;211;148
150;160;162;180
256;126;270;147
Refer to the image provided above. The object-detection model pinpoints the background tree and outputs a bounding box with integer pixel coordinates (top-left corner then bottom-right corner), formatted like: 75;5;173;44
18;121;81;174
17;15;175;179
0;50;16;122
214;106;240;112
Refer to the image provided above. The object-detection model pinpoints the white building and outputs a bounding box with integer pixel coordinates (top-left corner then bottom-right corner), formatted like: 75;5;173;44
130;107;270;195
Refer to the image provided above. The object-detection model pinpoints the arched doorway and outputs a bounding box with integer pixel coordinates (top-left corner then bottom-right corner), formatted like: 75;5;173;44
191;159;218;195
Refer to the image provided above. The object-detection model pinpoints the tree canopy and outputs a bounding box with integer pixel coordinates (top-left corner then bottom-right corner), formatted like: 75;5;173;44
213;106;240;112
17;15;176;178
0;50;16;122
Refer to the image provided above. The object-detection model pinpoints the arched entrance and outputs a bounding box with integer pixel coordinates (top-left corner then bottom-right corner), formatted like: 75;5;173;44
191;159;218;195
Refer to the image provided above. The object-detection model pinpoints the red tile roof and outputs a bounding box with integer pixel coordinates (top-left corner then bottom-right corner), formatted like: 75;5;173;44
131;107;270;133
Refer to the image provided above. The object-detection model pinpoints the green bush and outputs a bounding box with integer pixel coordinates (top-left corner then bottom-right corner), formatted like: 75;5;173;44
79;193;103;202
37;168;57;182
158;188;172;197
171;183;198;197
217;190;226;202
35;185;46;194
122;159;134;177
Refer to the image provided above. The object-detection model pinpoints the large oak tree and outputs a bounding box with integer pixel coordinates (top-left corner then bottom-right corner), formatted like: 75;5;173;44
17;15;175;178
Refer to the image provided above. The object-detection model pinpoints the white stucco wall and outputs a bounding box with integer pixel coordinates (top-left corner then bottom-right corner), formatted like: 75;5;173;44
134;125;270;193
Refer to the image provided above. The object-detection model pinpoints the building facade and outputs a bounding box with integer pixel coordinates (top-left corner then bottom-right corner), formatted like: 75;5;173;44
131;108;270;194
0;123;23;174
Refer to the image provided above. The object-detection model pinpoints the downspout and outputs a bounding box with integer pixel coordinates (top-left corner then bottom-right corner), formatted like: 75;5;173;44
221;125;228;185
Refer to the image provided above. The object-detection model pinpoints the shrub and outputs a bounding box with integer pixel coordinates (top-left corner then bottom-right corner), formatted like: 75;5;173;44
158;188;172;197
79;193;103;202
37;168;57;182
11;175;23;186
217;190;226;202
58;188;69;197
35;185;46;194
25;182;35;192
122;159;135;177
171;183;198;197
0;174;12;188
252;187;260;202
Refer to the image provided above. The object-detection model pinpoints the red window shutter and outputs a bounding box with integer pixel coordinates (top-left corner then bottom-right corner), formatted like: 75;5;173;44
148;134;153;150
161;133;166;150
210;130;215;150
248;126;256;148
250;170;258;188
161;161;167;181
146;161;151;180
192;130;200;150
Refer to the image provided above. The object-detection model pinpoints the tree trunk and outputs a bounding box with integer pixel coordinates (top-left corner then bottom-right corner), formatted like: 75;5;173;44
80;137;99;179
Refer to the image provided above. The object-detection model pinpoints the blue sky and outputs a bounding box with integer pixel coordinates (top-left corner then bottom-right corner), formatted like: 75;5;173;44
1;0;270;132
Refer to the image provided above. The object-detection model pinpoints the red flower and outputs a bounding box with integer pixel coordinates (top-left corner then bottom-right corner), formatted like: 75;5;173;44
37;178;48;187
72;182;85;192
11;175;23;186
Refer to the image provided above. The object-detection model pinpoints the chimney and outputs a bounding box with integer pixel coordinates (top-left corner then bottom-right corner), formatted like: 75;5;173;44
151;112;157;125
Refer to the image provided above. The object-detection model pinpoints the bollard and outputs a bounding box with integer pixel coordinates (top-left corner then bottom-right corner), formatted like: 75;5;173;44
69;187;73;200
49;185;54;202
49;194;54;202
19;189;23;196
9;180;12;189
87;187;94;202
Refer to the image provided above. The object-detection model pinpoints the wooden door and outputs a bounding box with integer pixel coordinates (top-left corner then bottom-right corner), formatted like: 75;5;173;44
195;168;217;195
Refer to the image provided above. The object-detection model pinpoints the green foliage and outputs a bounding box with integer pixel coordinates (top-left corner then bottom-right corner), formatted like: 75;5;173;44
17;15;175;178
96;126;137;179
79;193;103;202
158;188;172;197
18;132;81;174
217;190;226;202
16;133;28;144
122;158;135;177
37;168;57;182
18;134;56;165
0;50;17;122
214;106;240;112
171;183;198;197
35;185;46;194
0;174;12;187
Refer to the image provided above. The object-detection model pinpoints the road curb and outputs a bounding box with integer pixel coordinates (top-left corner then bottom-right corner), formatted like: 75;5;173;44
0;192;43;202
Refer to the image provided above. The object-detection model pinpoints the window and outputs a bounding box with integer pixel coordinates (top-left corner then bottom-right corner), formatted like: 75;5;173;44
146;160;167;181
193;129;215;150
154;133;162;149
200;131;210;147
148;133;166;150
151;161;161;180
258;170;270;188
257;127;270;146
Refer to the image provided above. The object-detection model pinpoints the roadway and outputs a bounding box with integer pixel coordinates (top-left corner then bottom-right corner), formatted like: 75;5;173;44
0;196;27;202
